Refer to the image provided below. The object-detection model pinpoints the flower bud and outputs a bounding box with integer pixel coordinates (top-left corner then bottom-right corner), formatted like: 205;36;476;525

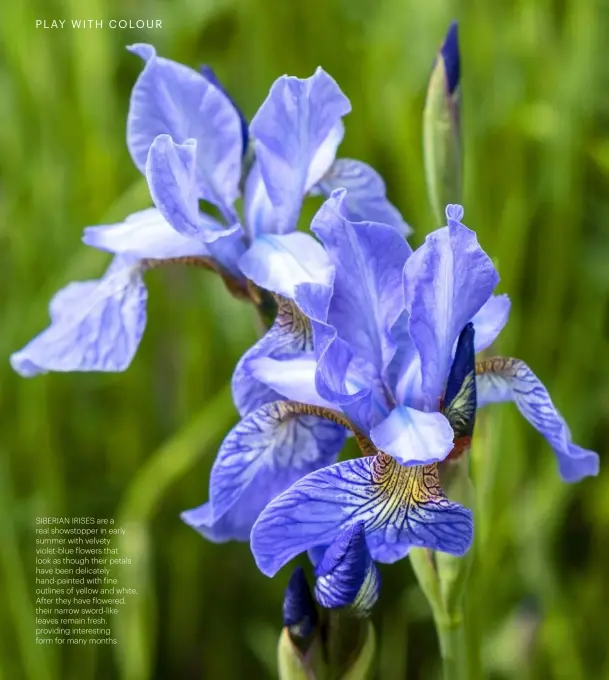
314;522;380;616
423;21;462;224
283;566;319;641
278;567;321;680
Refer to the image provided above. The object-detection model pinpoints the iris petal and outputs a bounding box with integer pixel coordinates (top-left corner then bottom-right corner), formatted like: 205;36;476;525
316;159;411;236
232;296;316;416
239;232;334;301
470;294;511;352
83;208;210;260
476;357;599;482
249;68;351;234
11;256;147;376
247;355;334;410
146;135;242;241
199;64;249;155
403;205;498;410
312;189;412;376
370;407;454;467
180;501;250;542
127;43;242;213
251;453;473;576
204;401;346;539
243;161;275;237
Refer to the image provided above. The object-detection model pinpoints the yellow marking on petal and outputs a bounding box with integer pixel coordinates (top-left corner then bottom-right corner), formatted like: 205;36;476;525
475;356;519;377
273;295;313;350
280;401;376;457
366;453;446;531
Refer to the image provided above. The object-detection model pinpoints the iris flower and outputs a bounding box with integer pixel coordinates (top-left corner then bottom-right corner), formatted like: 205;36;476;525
190;195;597;576
11;45;408;376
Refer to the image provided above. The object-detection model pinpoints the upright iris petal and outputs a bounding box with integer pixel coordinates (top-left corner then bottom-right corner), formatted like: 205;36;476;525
313;522;381;614
309;190;412;430
470;294;511;352
127;43;243;216
199;64;249;154
249;68;351;235
314;159;411;237
476;357;599;482
403;205;498;410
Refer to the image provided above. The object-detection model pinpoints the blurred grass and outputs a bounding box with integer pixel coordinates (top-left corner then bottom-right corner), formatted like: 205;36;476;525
0;0;607;678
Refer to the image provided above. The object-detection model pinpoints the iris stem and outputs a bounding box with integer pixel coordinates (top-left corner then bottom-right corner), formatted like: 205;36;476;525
435;610;467;680
408;550;469;680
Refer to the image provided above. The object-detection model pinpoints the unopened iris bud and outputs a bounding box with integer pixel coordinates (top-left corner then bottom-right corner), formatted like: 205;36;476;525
283;566;319;640
314;522;380;615
278;567;321;680
423;21;462;224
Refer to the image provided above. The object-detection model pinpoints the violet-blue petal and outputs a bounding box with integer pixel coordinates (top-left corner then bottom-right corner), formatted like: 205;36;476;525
239;232;334;301
316;159;411;236
403;205;498;410
476;358;600;482
180;501;251;543
10;256;147;376
232;296;316;416
83;208;210;260
370;407;454;466
251;454;473;576
243;161;276;237
384;310;423;412
208;401;346;533
314;522;380;612
247;355;335;410
249;68;351;234
312;189;412;376
470;294;510;352
146;134;241;241
199;64;249;154
127;44;242;212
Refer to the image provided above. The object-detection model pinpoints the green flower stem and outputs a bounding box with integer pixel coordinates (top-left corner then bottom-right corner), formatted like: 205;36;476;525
435;610;467;680
409;549;468;680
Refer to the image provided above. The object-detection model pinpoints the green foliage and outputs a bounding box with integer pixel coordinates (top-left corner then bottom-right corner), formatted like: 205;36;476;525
1;0;608;678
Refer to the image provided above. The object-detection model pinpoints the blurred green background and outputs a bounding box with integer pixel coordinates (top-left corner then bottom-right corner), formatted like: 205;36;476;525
1;0;607;678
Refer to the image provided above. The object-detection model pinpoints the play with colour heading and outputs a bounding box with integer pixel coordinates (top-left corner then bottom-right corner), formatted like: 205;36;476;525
35;19;163;29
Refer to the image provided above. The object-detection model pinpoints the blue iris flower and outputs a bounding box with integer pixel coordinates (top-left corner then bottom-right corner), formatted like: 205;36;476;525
190;194;598;576
11;44;408;377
